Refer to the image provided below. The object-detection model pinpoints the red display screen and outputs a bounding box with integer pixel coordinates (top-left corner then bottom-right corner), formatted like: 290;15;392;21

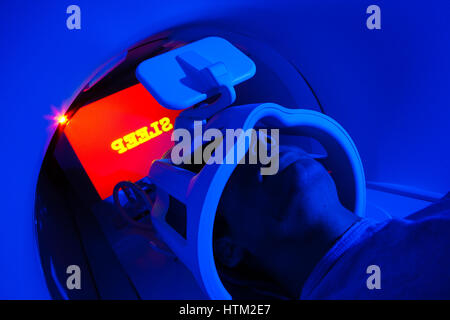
64;84;181;199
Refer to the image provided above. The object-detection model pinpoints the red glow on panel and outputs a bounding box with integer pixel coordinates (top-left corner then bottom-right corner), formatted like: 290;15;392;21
64;83;181;199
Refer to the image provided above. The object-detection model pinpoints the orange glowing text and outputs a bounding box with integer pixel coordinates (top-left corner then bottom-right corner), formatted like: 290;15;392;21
111;117;173;154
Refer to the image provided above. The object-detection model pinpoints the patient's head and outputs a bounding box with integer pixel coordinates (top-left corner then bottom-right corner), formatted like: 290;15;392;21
213;146;359;299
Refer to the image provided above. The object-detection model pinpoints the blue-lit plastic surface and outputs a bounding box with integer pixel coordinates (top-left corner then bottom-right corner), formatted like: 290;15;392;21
136;37;256;110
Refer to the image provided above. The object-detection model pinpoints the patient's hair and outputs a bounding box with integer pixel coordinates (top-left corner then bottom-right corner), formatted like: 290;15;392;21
213;167;291;299
168;142;290;299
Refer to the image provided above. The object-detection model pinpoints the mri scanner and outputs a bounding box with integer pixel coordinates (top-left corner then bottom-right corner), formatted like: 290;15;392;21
0;1;449;299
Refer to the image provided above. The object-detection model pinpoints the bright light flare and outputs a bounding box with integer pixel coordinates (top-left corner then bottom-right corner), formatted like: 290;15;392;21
45;106;69;129
56;115;68;125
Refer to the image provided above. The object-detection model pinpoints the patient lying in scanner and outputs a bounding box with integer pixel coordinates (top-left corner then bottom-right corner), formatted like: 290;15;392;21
211;146;450;299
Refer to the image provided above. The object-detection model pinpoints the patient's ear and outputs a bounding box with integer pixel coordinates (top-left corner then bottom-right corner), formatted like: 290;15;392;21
214;236;245;268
